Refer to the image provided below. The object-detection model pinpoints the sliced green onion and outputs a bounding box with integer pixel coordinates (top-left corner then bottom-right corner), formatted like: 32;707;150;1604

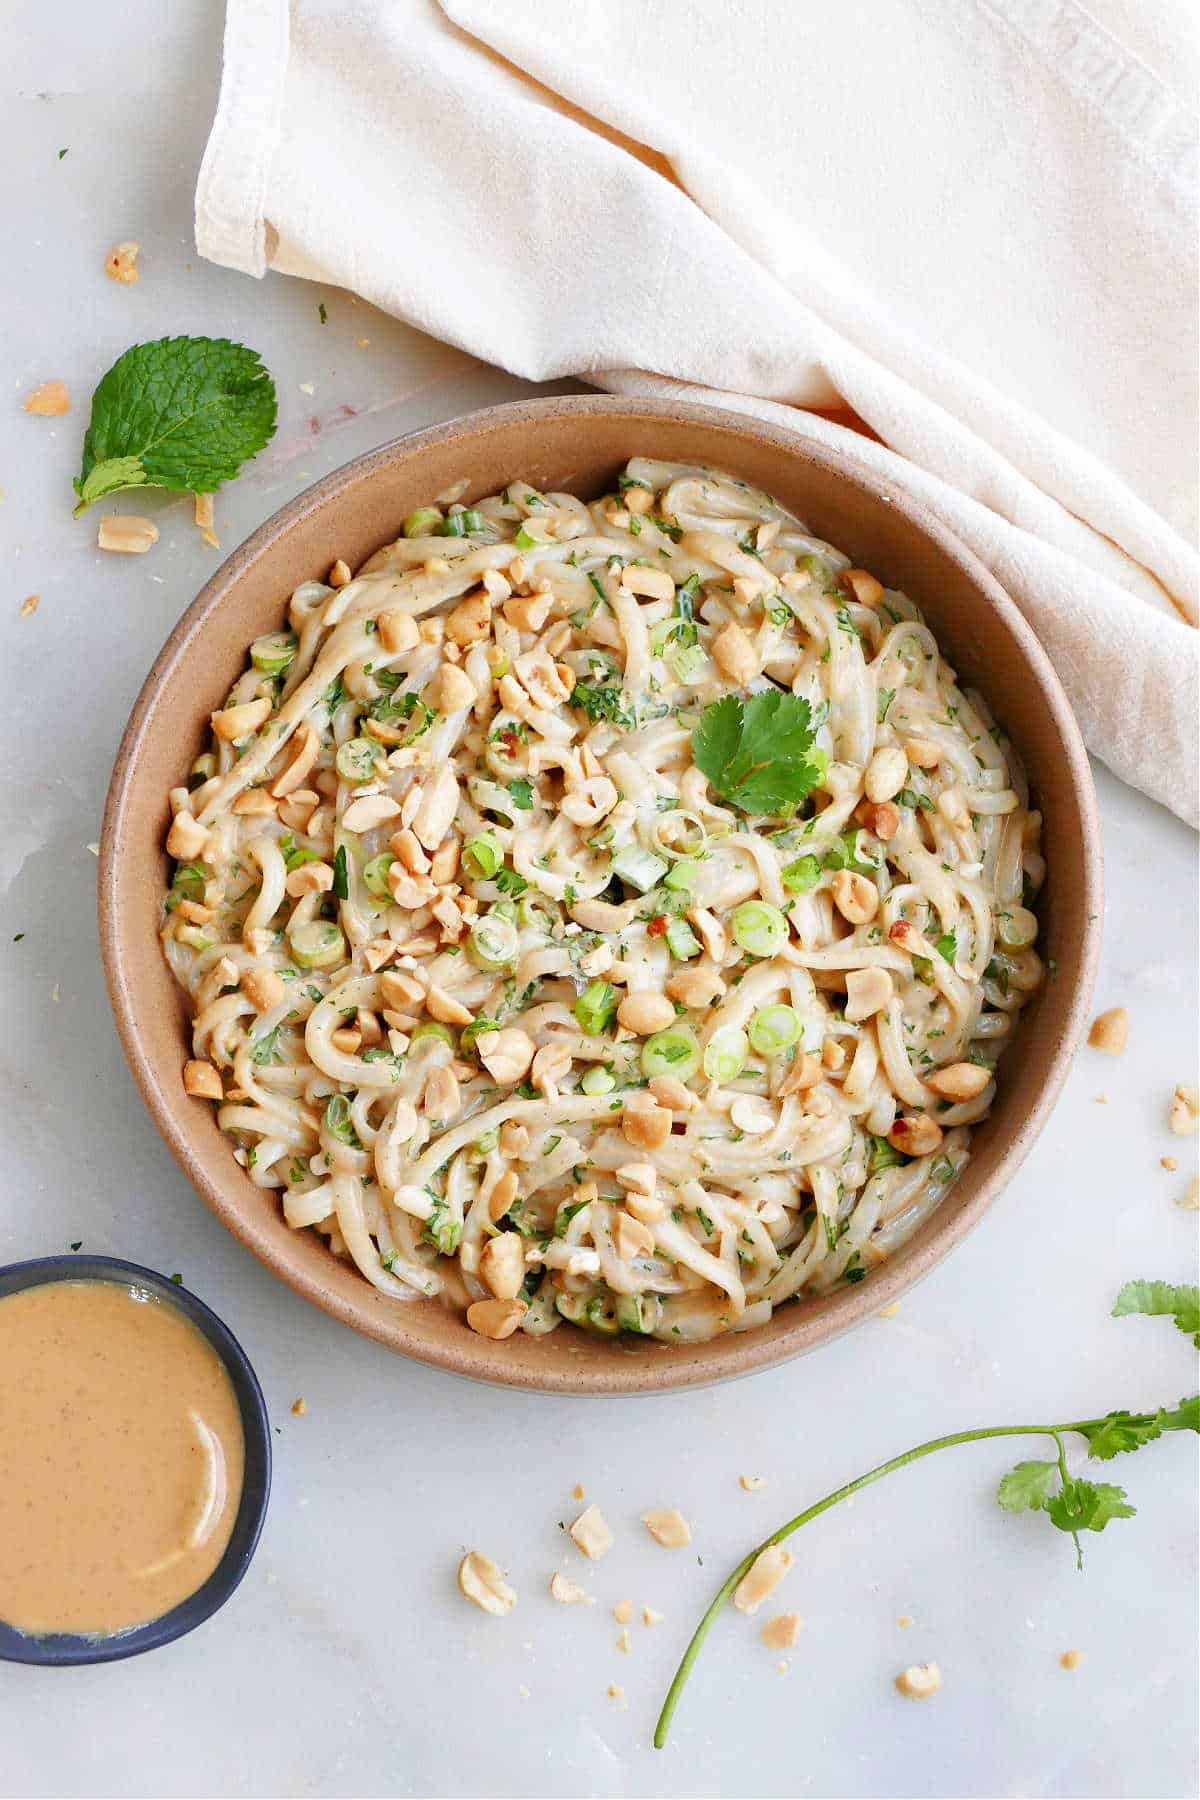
468;912;519;970
703;1025;749;1083
997;906;1037;949
582;1294;621;1335
474;1126;500;1157
332;844;349;900
290;921;346;969
323;1093;360;1146
616;1292;661;1333
663;859;698;893
403;506;443;538
169;860;208;904
409;1021;455;1055
749;1004;802;1057
441;508;487;538
575;980;617;1036
641;1025;700;1082
781;854;822;894
518;892;555;931
514;522;550;550
665;918;702;961
731;900;788;958
363;852;395;898
666;643;710;686
462;833;503;881
250;630;298;676
335;737;382;784
188;753;216;790
612;845;669;893
580;1064;616;1096
175;924;214;951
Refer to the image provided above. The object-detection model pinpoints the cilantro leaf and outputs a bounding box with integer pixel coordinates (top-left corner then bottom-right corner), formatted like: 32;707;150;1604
1112;1280;1200;1347
1045;1478;1135;1567
1081;1410;1163;1460
507;778;534;811
73;336;277;515
996;1460;1060;1512
692;691;826;816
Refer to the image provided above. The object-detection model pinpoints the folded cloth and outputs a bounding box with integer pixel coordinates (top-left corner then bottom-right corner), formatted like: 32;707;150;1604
196;0;1199;825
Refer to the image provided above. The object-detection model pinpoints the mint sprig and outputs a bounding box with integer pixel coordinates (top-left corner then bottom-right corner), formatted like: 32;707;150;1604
653;1281;1198;1748
691;690;825;816
73;336;277;516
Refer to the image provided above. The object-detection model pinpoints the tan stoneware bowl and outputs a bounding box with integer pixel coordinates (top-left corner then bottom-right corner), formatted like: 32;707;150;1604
99;396;1102;1395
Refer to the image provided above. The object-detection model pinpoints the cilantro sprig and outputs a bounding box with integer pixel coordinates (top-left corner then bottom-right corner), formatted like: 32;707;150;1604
73;336;277;515
653;1281;1198;1748
691;691;826;816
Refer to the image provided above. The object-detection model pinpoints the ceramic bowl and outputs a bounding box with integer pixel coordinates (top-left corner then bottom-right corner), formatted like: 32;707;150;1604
99;395;1101;1394
0;1255;271;1664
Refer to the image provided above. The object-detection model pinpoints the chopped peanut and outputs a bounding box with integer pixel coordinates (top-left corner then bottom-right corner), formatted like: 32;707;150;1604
779;1052;822;1096
270;723;319;797
649;1074;700;1112
924;1062;991;1101
620;565;674;602
19;594;39;618
739;1474;768;1492
342;793;402;833
231;789;277;817
845;967;893;1022
617;991;676;1036
1059;1649;1084;1671
666;966;725;1008
480;1028;535;1085
328;558;352;588
905;737;941;768
888;1113;944;1156
831;870;878;925
549;1572;591;1605
569;1505;614;1561
242;967;284;1011
183;1059;222;1100
465;1298;527;1341
194;491;220;549
378;609;420;653
479;1232;525;1301
285;862;333;897
865;746;908;803
641;1509;691;1549
895;1662;941;1699
426;984;473;1027
643;1606;663;1626
615;1162;656;1199
104;240;140;283
439;663;476;711
457;1551;516;1616
711;620;759;686
290;1397;307;1416
622;1104;671;1151
613;1213;656;1260
613;1599;633;1625
212;697;271;742
24;379;69;416
1168;1084;1198;1135
760;1613;803;1650
1088;1007;1128;1055
98;515;158;554
733;1545;794;1613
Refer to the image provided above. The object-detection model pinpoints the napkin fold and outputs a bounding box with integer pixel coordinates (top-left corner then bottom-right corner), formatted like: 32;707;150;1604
196;0;1200;825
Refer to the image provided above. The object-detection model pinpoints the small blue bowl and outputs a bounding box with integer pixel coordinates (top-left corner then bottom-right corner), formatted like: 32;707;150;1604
0;1255;271;1666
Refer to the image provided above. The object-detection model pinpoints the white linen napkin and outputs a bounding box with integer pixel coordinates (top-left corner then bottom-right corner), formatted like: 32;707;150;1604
196;0;1200;826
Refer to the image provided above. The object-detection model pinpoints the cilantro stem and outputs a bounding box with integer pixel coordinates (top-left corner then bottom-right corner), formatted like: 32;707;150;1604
653;1411;1156;1749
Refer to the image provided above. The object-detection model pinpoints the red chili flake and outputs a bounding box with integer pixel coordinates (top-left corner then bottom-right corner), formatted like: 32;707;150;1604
647;914;669;937
500;729;521;756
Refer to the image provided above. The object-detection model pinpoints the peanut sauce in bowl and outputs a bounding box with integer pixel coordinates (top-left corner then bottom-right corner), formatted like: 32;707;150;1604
0;1258;270;1665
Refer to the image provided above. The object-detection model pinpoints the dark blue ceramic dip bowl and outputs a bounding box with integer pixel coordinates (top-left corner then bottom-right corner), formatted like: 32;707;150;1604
0;1255;271;1666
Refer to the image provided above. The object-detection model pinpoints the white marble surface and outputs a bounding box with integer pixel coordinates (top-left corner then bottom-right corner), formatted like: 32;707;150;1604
3;7;1197;1797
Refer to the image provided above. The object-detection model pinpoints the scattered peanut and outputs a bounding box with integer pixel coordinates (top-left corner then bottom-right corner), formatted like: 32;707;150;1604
569;1505;614;1561
465;1298;527;1341
1169;1085;1198;1135
242;968;284;1011
98;515;159;554
478;1232;525;1301
1059;1649;1084;1672
733;1545;794;1614
831;869;878;925
23;379;69;416
760;1613;803;1650
895;1662;942;1699
622;1104;672;1151
480;1027;535;1085
739;1475;768;1492
617;991;676;1036
457;1551;516;1616
888;1113;944;1156
641;1509;692;1549
924;1062;991;1101
183;1059;222;1100
549;1572;592;1605
1088;1007;1128;1055
845;966;893;1022
865;745;908;803
841;568;884;607
620;565;674;602
711;620;759;686
104;240;140;283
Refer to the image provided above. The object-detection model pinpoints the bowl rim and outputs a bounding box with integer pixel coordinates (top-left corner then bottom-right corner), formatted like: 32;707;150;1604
98;392;1102;1395
0;1255;271;1664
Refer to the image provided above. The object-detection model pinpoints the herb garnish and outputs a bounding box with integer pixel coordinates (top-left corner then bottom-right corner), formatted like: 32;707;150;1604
653;1281;1198;1748
73;337;277;515
692;692;826;816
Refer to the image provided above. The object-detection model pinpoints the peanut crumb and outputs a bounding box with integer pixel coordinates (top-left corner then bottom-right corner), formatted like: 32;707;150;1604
895;1662;941;1699
549;1571;591;1605
607;1684;625;1704
641;1508;692;1548
356;337;370;348
518;1684;530;1700
291;1397;307;1415
1059;1649;1084;1671
1087;1007;1128;1055
616;1628;632;1654
613;1599;632;1625
572;1483;585;1501
1161;1156;1179;1171
23;379;69;416
739;1474;767;1492
457;1551;516;1616
569;1504;613;1561
760;1613;803;1650
194;492;220;550
19;594;39;618
104;240;140;284
1181;1176;1200;1211
878;1302;901;1318
643;1606;663;1627
776;1660;789;1674
896;1614;914;1628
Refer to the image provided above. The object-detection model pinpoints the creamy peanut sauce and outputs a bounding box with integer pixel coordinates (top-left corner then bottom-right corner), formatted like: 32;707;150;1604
0;1280;245;1637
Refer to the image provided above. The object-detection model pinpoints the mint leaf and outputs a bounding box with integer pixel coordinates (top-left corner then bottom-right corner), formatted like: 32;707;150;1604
74;336;277;516
692;691;825;816
996;1460;1059;1512
1113;1280;1200;1347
